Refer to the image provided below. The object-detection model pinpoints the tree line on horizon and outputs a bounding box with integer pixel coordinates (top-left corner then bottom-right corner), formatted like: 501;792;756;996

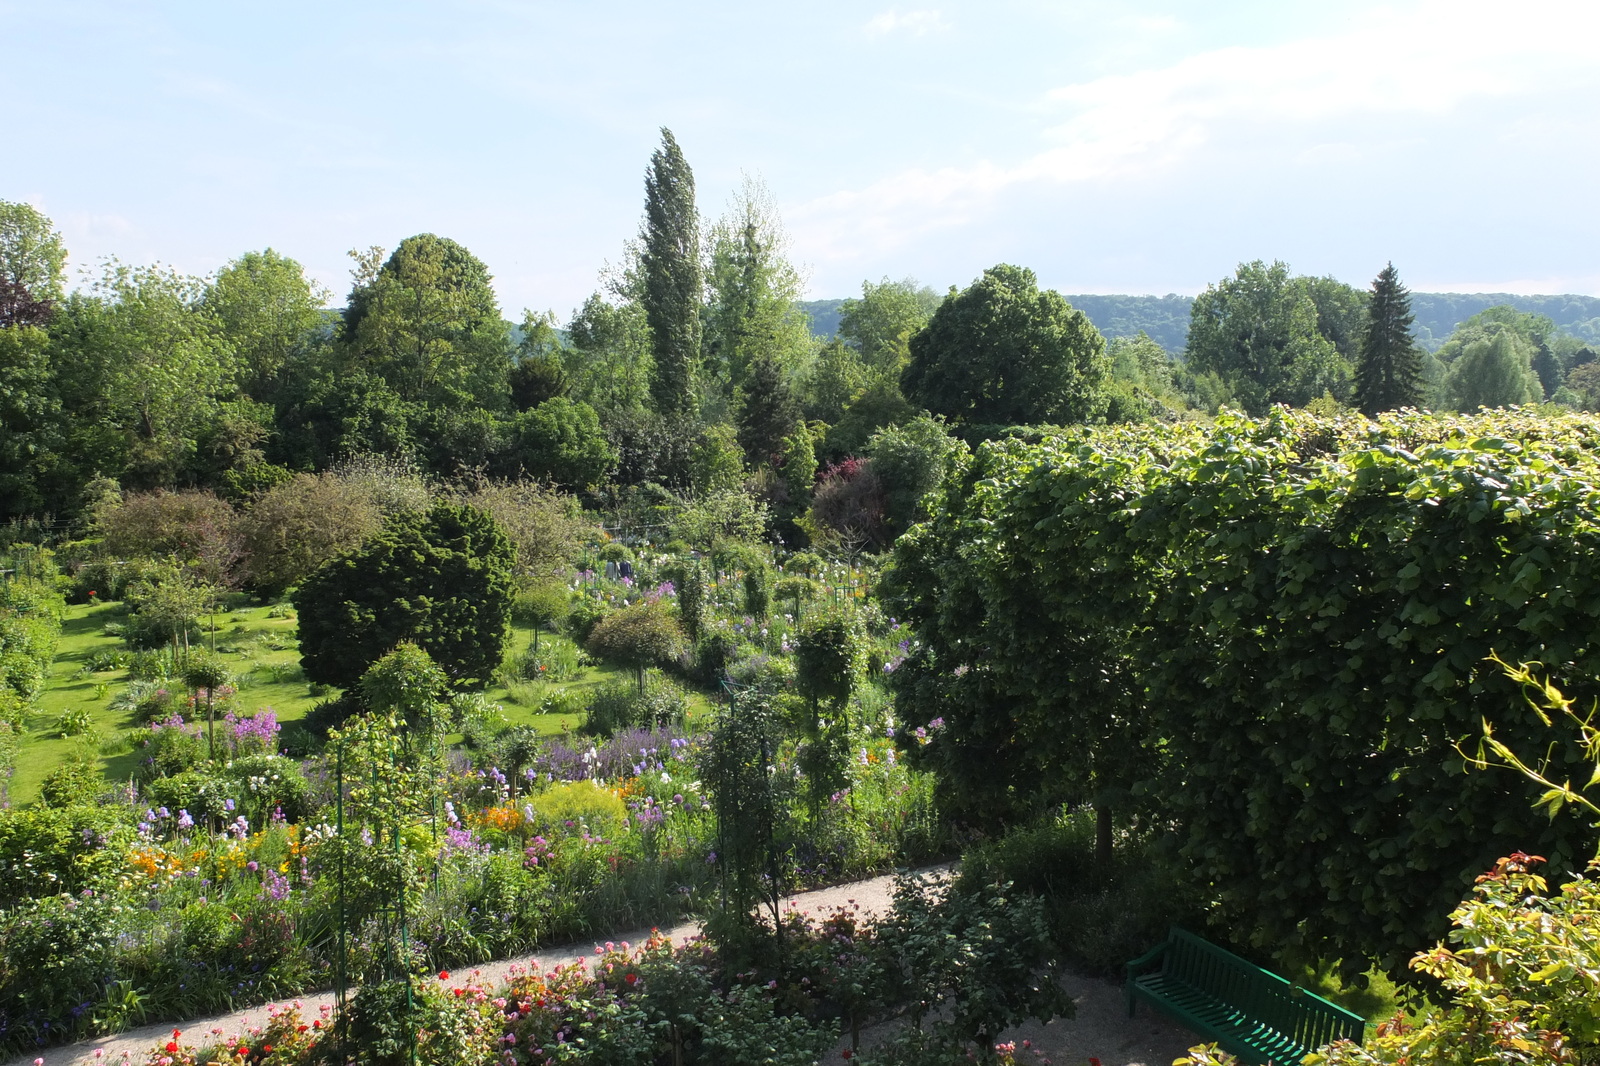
4;127;1598;544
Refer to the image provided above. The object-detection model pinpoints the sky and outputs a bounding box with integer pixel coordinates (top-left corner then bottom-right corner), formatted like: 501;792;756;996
5;0;1599;317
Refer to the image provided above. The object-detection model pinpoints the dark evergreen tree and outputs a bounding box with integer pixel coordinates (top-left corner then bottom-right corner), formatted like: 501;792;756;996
293;502;515;690
737;354;797;466
1354;263;1424;416
639;128;702;418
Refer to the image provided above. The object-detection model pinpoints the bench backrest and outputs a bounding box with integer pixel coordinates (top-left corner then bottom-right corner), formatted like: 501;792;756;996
1161;928;1365;1051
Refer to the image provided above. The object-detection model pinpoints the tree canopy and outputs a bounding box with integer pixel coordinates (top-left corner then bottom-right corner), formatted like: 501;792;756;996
1353;263;1424;415
1184;259;1349;413
340;234;511;410
885;408;1600;970
639;128;702;418
901;264;1109;427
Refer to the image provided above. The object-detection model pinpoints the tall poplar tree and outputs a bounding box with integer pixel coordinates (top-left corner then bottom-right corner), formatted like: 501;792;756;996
1353;263;1423;415
639;128;702;418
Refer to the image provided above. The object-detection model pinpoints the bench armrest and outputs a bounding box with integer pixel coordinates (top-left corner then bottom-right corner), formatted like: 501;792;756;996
1125;940;1169;979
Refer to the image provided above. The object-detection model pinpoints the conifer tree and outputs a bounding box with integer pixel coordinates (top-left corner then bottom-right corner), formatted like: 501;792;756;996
1354;263;1424;415
639;128;702;418
737;353;798;466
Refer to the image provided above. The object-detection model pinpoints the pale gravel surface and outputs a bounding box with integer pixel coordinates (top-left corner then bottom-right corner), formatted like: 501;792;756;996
6;867;1200;1066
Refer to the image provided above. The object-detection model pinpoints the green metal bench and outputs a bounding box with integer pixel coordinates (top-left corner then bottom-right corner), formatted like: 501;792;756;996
1126;928;1365;1066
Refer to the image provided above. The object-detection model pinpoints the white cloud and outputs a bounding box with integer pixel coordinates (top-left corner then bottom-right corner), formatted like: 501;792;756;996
802;0;1600;265
863;8;949;37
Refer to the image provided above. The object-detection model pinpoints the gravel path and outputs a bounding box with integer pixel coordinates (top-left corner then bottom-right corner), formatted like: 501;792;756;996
6;868;1200;1066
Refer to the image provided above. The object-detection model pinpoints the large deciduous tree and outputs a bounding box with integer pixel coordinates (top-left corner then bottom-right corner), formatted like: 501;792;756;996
0;202;70;517
1353;263;1424;415
293;501;515;690
502;396;616;490
639;128;702;418
205;248;330;401
0;199;67;327
703;176;810;406
341;235;512;410
74;261;239;487
564;293;653;415
1444;332;1542;410
839;277;941;376
901;264;1109;427
1185;260;1349;413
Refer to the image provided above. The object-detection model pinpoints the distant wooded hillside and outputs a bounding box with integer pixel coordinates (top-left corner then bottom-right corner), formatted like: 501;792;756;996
805;292;1600;353
1062;292;1600;353
798;298;845;340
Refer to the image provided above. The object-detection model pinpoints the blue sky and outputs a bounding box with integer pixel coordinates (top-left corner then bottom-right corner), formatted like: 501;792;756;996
6;0;1598;317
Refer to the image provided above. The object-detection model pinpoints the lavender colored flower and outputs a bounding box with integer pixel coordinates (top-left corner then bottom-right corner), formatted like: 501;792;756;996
444;825;489;855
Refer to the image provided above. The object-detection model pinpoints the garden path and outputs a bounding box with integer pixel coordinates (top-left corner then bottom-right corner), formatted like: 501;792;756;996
7;866;1199;1066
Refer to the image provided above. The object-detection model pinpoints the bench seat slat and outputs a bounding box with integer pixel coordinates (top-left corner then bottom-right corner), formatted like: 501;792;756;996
1127;929;1365;1066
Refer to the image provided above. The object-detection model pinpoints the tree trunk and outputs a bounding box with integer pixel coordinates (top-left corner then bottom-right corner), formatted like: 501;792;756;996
1095;803;1113;865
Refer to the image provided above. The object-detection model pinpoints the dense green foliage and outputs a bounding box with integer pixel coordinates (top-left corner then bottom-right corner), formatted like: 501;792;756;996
902;265;1109;427
293;502;515;689
1185;260;1350;412
886;408;1600;971
1062;291;1600;355
639;128;703;418
1353;263;1423;415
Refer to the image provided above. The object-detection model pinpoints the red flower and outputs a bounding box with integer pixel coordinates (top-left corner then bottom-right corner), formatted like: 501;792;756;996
842;1052;853;1061
624;973;638;985
439;970;450;980
263;1046;273;1054
237;1046;249;1056
297;1025;308;1033
165;1042;178;1054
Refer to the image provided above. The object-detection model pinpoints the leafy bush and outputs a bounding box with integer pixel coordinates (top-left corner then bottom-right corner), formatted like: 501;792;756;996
83;648;131;673
528;780;627;834
68;555;161;603
514;640;581;682
56;704;94;738
38;755;105;808
585;599;687;690
691;623;738;684
582;674;689;735
135;715;205;781
0;804;128;905
126;648;174;681
873;874;1073;1059
725;644;796;689
236;472;382;598
566;594;610;642
294;502;516;689
111;679;180;724
959;807;1203;975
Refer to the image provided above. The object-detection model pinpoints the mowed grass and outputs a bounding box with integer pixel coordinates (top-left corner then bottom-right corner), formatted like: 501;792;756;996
12;599;713;805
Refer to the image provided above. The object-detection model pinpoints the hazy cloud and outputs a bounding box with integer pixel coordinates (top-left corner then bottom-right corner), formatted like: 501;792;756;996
863;8;949;37
802;0;1600;268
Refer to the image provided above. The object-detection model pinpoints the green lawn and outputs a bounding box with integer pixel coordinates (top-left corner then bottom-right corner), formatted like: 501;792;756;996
11;599;711;805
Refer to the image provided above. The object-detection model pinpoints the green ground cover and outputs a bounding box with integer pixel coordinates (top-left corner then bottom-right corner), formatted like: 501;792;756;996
9;600;672;805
